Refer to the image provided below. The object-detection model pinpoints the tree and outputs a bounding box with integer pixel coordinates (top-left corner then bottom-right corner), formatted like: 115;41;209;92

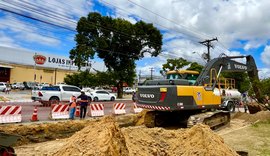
187;62;204;72
162;58;190;72
160;57;204;76
221;72;250;93
64;70;117;88
70;12;162;98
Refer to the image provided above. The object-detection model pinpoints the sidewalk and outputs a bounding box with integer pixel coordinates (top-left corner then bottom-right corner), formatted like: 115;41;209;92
116;94;132;100
0;90;32;102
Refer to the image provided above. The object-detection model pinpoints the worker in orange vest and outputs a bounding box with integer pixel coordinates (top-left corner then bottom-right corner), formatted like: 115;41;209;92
69;93;77;120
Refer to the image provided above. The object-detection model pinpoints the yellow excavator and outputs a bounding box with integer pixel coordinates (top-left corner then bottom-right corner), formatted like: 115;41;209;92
136;55;264;128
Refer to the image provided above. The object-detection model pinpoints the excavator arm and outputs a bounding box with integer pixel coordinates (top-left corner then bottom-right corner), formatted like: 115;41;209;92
194;55;263;103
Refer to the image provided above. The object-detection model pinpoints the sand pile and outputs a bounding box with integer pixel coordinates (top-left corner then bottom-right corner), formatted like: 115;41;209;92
122;124;238;156
233;111;270;123
51;117;238;156
53;117;129;156
0;120;89;146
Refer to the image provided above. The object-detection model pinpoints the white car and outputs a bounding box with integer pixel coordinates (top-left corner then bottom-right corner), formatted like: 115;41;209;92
91;90;116;101
31;84;94;104
0;82;6;92
11;82;25;90
123;87;136;94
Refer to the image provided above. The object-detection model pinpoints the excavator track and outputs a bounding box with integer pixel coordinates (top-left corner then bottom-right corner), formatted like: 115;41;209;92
187;111;230;129
144;110;230;129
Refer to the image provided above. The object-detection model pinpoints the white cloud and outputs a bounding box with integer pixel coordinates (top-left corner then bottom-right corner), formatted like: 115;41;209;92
258;68;270;79
0;31;19;48
101;0;270;52
261;46;270;66
0;15;61;46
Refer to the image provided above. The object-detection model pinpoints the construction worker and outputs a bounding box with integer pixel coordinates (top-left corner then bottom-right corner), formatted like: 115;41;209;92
132;91;137;102
77;91;88;119
242;92;248;113
69;93;77;120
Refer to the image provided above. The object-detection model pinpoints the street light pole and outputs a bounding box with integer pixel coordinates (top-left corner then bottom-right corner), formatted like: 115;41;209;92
34;52;37;82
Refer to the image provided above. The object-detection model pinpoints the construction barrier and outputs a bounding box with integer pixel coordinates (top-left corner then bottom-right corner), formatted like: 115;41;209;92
51;104;69;119
113;103;126;115
88;104;104;117
75;106;80;117
0;105;22;123
30;106;39;121
132;103;143;114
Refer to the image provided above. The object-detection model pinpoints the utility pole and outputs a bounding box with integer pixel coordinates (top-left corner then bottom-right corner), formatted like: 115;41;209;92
138;70;141;84
199;37;218;62
150;68;154;80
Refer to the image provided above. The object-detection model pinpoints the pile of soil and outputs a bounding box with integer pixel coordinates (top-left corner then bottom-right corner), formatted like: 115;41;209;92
122;124;238;156
0;120;90;146
53;117;129;156
233;111;270;123
51;116;238;156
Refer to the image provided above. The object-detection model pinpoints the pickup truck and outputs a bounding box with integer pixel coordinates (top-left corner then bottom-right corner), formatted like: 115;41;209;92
31;84;93;104
123;87;136;94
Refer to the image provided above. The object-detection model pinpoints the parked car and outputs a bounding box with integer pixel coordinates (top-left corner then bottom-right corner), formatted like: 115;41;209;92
0;82;6;92
91;90;116;101
123;87;136;94
36;83;49;90
31;84;93;104
11;82;25;90
23;81;38;89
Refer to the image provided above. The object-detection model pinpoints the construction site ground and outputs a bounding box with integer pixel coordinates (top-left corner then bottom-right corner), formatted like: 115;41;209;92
1;111;270;156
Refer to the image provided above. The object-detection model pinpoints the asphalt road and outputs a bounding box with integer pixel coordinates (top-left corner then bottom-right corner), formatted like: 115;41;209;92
20;100;135;122
0;90;136;123
0;90;248;124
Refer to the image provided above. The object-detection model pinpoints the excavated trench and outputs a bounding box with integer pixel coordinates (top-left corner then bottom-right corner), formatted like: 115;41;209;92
1;110;270;155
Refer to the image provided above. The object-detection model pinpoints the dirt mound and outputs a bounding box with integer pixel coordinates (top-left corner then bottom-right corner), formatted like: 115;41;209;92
0;120;89;146
53;116;129;156
233;111;270;123
122;124;238;156
51;117;238;156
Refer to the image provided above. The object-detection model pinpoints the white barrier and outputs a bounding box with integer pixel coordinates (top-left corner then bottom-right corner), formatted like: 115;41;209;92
0;105;22;123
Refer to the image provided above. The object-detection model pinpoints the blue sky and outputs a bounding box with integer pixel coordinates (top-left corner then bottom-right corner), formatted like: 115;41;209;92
1;0;270;78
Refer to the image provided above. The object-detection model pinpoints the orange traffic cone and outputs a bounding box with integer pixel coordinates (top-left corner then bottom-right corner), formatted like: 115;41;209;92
31;106;39;121
75;106;80;117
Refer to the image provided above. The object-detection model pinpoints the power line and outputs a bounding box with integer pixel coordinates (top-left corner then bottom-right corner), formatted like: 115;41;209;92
100;0;203;44
0;0;231;63
0;2;76;32
127;0;211;40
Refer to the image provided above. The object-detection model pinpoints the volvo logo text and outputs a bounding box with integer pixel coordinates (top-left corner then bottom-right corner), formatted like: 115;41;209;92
139;94;155;98
234;64;247;70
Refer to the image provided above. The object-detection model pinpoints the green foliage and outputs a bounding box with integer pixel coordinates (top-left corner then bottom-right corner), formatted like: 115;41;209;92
161;57;204;76
221;72;250;93
187;62;204;72
162;58;190;72
70;12;162;97
64;70;116;88
260;78;270;96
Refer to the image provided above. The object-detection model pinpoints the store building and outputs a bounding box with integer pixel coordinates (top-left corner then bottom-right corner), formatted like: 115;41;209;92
0;46;89;84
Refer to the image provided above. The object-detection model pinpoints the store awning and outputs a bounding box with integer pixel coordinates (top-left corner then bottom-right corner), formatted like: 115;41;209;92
0;64;13;68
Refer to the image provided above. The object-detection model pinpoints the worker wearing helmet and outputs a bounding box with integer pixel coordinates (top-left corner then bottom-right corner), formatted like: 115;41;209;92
69;93;77;120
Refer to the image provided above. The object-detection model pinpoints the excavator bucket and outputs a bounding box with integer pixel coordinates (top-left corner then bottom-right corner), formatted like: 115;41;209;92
247;103;268;114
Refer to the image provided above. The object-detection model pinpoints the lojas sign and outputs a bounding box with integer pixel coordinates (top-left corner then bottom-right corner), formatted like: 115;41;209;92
33;54;74;66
